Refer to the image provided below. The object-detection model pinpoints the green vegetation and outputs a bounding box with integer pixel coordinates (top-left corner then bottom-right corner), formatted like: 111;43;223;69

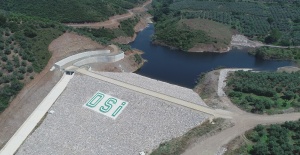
178;19;232;50
76;17;139;44
151;0;228;51
226;71;300;114
134;54;142;64
119;17;140;37
0;6;141;112
151;0;300;49
228;120;300;155
0;0;147;23
153;19;213;50
250;47;300;64
0;12;64;112
150;118;225;155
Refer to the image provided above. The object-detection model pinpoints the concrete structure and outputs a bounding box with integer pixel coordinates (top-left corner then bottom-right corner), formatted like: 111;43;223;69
74;67;233;119
0;73;73;155
54;49;124;71
73;52;124;67
16;73;207;155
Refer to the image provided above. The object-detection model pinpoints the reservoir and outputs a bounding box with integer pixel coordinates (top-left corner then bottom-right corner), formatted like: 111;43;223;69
130;24;294;88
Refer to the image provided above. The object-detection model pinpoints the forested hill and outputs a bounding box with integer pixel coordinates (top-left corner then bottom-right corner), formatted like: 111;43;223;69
151;0;300;50
0;0;147;23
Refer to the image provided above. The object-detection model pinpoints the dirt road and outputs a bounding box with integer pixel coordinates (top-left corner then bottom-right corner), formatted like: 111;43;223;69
231;34;300;49
66;0;152;29
183;69;300;155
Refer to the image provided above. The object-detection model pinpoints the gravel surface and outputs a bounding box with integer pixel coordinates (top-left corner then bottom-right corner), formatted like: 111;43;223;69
98;72;207;106
17;74;208;155
231;35;264;47
217;69;251;97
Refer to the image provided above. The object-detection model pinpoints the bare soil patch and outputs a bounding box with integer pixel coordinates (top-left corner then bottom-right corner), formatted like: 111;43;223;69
277;66;300;72
193;70;225;109
48;32;105;57
223;136;247;155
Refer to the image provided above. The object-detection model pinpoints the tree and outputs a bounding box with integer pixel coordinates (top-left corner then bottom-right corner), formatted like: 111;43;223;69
267;17;274;24
27;66;33;73
0;14;6;27
24;29;37;38
265;29;281;44
10;80;23;92
250;142;269;155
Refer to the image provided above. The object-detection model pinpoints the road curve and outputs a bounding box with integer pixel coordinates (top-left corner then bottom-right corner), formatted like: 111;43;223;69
66;0;152;29
183;69;300;155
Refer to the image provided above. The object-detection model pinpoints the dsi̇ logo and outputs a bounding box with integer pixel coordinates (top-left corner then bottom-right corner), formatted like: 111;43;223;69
84;92;128;119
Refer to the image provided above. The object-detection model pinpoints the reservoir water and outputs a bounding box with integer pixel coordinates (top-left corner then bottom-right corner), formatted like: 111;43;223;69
130;24;294;88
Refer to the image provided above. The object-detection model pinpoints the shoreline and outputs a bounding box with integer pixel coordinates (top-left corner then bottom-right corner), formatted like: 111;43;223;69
151;40;232;53
112;15;152;44
149;33;300;53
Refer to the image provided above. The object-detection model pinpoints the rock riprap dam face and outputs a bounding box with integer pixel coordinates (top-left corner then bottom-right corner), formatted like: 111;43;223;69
16;72;208;155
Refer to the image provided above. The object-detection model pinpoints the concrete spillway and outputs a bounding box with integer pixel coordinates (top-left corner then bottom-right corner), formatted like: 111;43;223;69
54;49;124;70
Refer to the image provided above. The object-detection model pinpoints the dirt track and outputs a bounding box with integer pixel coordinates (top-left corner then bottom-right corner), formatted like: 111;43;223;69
66;0;152;29
184;69;300;155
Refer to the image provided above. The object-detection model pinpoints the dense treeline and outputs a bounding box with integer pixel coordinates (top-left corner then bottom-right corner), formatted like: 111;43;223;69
156;0;300;46
153;20;213;50
0;0;146;23
229;120;300;154
226;71;300;114
250;47;300;64
150;0;216;51
0;12;64;111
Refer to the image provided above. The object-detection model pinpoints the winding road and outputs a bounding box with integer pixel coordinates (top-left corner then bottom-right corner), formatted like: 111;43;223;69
66;0;152;29
183;69;300;155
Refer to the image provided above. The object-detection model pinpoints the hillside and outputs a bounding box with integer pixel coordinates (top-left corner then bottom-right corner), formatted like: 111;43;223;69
0;0;147;23
0;13;64;111
151;0;300;51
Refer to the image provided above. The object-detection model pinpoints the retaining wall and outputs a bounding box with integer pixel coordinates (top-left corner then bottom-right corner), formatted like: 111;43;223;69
73;53;124;67
54;50;124;70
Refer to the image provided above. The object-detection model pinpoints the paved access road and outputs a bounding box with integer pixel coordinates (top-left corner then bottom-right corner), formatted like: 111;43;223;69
0;73;73;155
183;69;300;155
